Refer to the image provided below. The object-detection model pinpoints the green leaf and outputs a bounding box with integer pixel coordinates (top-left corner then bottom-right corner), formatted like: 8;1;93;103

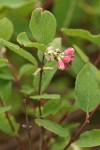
49;38;61;49
17;32;47;51
19;63;36;78
33;61;57;93
0;38;37;66
17;32;31;46
76;129;100;147
0;17;14;41
42;99;61;117
30;94;61;100
20;84;33;95
0;113;19;135
35;119;69;137
0;66;14;80
75;63;100;112
0;80;12;101
53;0;76;28
0;106;11;113
0;56;8;65
69;44;89;76
62;28;100;45
29;8;57;45
0;0;35;9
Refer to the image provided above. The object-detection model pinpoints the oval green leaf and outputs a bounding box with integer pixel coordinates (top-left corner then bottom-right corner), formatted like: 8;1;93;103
0;17;13;41
35;119;69;137
75;63;100;112
17;32;46;51
0;38;37;66
76;129;100;147
29;8;57;45
49;38;61;49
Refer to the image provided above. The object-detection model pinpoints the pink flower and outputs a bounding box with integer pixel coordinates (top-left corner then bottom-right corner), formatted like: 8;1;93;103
65;47;74;55
57;47;75;70
58;60;66;70
63;56;71;63
64;47;75;64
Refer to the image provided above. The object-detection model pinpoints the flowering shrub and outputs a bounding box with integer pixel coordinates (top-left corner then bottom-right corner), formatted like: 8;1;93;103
0;1;100;150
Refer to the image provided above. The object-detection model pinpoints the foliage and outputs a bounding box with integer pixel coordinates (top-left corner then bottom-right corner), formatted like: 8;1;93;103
0;0;100;150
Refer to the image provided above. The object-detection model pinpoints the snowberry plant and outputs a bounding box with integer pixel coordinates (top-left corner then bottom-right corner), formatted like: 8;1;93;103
0;7;100;150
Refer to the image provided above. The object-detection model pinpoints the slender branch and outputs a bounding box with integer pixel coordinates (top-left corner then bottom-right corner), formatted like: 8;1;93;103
63;103;100;150
0;100;25;150
23;99;32;150
38;54;45;118
38;54;45;150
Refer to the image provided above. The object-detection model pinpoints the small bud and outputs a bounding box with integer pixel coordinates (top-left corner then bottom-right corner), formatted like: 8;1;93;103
22;124;32;130
58;60;66;70
65;47;74;55
22;124;27;129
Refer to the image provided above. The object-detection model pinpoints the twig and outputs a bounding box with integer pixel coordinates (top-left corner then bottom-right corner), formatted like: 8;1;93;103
38;54;45;117
0;100;25;150
38;54;45;150
23;99;32;150
63;103;100;150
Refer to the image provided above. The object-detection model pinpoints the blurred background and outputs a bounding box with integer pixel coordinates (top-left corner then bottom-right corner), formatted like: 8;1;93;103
0;0;100;150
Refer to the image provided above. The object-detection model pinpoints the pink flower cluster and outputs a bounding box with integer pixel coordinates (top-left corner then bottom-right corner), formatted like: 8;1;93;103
58;47;75;70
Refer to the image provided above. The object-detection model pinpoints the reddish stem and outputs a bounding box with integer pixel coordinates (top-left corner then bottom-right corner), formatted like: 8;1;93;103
63;103;100;150
38;54;45;150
